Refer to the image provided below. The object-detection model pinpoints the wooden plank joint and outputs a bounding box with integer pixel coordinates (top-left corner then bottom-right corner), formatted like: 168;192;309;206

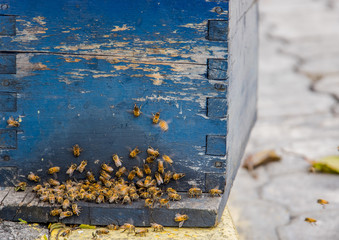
0;92;17;112
0;54;16;74
207;20;228;41
0;129;17;149
207;97;228;118
206;135;226;156
207;58;228;80
0;15;16;36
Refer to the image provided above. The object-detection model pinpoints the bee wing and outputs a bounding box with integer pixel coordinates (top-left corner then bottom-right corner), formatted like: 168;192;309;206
179;220;185;228
175;213;181;218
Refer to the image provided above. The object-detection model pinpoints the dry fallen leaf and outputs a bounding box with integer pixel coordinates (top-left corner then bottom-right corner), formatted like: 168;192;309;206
243;150;281;177
309;155;339;174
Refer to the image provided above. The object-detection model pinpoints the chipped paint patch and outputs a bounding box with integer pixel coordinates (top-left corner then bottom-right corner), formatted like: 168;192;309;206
111;24;134;32
93;74;117;78
32;16;46;26
145;73;164;85
64;58;81;63
12;19;48;43
179;21;207;32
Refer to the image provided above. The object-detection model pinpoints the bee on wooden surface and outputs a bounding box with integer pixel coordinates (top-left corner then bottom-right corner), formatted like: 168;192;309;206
32;184;42;192
305;217;317;225
109;193;119;203
144;176;154;188
62;198;71;210
112;154;123;167
159;119;169;131
107;224;119;230
147;146;159;157
317;199;329;208
151;223;164;232
72;144;82;157
121;223;135;233
50;208;62;216
129;146;141;158
159;198;170;208
152;112;160;124
188;188;202;198
136;180;145;188
48;178;60;186
146;156;157;164
122;195;131;204
164;171;173;184
66;164;77;177
116;167;127;178
101;163;114;173
77;160;87;173
140;191;151;199
173;173;185;181
7;116;20;127
14;182;27;192
48;167;60;174
96;229;109;235
155;172;164;185
147;186;159;195
59;211;73;220
174;213;189;228
72;203;81;216
127;170;137;181
40;194;49;202
141;164;151;175
27;172;40;182
166;187;177;194
162;155;173;165
130;193;139;201
145;198;154;208
48;193;56;204
168;193;181;201
133;166;143;178
85;193;96;202
135;228;148;236
158;160;164;174
86;171;96;183
56;195;64;204
60;229;71;238
96;194;105;204
133;104;142;117
209;188;222;197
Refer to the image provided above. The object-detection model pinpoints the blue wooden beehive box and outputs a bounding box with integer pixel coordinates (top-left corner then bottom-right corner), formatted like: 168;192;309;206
0;0;257;227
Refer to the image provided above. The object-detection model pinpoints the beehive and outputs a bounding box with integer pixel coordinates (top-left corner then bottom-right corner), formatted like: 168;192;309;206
0;0;257;227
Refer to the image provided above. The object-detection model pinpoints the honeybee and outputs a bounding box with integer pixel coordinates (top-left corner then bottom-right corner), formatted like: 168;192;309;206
133;104;142;117
136;180;145;188
96;229;109;235
146;156;156;164
32;184;42;192
151;223;164;232
85;193;96;202
145;198;154;208
116;167;127;178
142;164;151;175
130;193;139;201
50;208;62;216
305;217;317;225
174;213;189;228
128;170;136;181
155;172;164;185
135;229;148;236
158;160;164;174
162;155;173;165
101;163;114;173
107;224;119;230
159;120;169;131
209;188;222;197
48;167;60;174
60;229;71;237
152;112;160;124
48;193;56;204
129;147;141;158
122;195;131;204
59;211;73;220
86;171;96;183
133;166;143;178
66;164;77;177
27;172;40;182
121;223;135;233
188;188;202;198
62;198;70;210
48;178;60;186
109;193;119;203
168;193;181;201
40;193;49;202
140;191;151;199
72;203;81;216
173;173;185;181
56;195;64;204
166;188;177;194
72;144;82;157
96;194;105;204
159;198;169;208
112;154;123;167
317;199;329;207
164;171;173;184
144;176;153;188
77;160;87;173
7;116;20;127
147;147;159;157
14;182;27;192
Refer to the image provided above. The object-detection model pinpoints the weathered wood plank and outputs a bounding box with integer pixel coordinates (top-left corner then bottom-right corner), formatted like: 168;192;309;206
0;187;11;204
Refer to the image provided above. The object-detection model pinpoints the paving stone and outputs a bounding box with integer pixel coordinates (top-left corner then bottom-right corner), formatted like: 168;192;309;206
262;173;339;215
278;209;339;240
300;55;339;76
228;200;290;240
314;75;339;99
0;221;48;240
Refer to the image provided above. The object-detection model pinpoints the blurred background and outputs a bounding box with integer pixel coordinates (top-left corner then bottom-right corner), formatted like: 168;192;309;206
228;0;339;239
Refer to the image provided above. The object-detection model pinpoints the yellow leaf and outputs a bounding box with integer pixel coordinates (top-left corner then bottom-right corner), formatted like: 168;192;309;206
79;224;96;229
18;218;27;224
313;155;339;174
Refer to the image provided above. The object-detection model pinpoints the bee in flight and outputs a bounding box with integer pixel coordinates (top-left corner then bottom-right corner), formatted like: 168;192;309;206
27;172;40;182
174;213;189;228
317;199;329;208
304;217;317;225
